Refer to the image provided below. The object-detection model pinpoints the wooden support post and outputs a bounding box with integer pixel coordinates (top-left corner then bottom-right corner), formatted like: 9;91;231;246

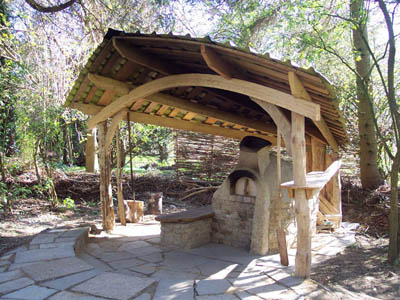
98;121;115;231
291;112;312;278
116;125;126;226
325;153;342;226
85;128;98;173
311;137;326;171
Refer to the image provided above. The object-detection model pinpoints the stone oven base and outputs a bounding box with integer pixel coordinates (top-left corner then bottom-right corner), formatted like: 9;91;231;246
160;219;212;249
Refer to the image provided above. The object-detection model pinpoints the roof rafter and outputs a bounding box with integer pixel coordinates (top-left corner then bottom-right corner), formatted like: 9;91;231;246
71;102;276;144
86;73;277;134
87;73;320;129
201;45;233;79
288;72;339;152
112;38;179;75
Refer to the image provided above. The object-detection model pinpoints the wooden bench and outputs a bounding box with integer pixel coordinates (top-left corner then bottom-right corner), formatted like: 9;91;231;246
155;206;215;249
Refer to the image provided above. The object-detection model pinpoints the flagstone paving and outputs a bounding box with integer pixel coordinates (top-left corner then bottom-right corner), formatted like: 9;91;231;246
0;221;361;299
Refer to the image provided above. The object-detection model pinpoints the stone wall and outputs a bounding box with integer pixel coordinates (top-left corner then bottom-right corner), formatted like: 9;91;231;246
160;219;212;249
211;151;296;253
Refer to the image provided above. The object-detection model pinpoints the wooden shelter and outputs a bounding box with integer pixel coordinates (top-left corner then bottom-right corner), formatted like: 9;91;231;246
65;29;346;278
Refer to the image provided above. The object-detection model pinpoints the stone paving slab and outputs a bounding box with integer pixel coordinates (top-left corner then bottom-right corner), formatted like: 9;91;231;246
153;278;193;300
197;294;238;300
118;241;152;252
129;263;157;276
2;284;57;300
138;252;164;263
97;251;136;262
133;293;152;300
78;253;113;272
127;246;163;257
48;291;108;300
30;234;57;245
72;272;156;300
59;227;88;239
186;244;258;265
0;277;34;295
41;269;101;290
14;246;75;264
0;270;24;285
108;257;145;270
22;257;93;282
196;278;232;295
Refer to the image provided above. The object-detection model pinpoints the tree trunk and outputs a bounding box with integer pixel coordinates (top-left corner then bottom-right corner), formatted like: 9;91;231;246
116;127;126;226
388;152;399;262
33;137;41;184
377;0;400;263
351;0;382;190
85;128;98;173
98;121;115;231
0;151;5;182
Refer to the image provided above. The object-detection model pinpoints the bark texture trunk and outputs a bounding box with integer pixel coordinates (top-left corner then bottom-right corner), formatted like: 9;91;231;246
351;0;382;189
85;128;98;173
98;122;115;231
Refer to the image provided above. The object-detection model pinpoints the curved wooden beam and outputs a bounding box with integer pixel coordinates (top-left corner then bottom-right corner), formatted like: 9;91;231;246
251;98;292;155
71;102;276;144
105;109;128;153
87;74;320;129
86;73;276;134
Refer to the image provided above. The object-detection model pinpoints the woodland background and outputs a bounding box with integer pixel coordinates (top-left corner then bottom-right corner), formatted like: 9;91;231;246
0;0;399;262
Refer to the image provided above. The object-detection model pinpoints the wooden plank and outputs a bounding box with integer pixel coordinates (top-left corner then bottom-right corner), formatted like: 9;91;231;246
85;74;277;135
183;112;197;120
252;98;292;155
205;117;217;125
201;45;233;79
127;112;276;144
319;194;338;214
144;102;159;113
288;72;338;152
85;86;98;104
87;74;321;129
113;38;179;75
131;99;145;111
88;73;130;95
97;90;116;106
168;108;180;117
311;137;326;171
281;160;342;190
156;105;169;116
105;109;128;153
325;153;342;224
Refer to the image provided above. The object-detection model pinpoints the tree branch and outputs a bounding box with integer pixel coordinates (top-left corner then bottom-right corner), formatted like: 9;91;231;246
25;0;77;13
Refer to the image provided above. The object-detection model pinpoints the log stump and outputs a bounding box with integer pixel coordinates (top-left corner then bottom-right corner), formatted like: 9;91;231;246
125;200;144;223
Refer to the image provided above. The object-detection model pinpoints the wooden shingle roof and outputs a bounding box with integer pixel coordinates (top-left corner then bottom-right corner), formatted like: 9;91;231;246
65;29;347;148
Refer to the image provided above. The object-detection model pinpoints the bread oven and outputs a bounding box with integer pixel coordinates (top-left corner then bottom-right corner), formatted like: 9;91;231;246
211;136;296;255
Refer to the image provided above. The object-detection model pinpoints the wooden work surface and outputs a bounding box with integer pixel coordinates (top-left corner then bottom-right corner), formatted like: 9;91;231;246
281;160;341;190
155;205;214;223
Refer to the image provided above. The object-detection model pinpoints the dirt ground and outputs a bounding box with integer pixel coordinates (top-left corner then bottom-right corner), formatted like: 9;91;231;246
0;172;399;299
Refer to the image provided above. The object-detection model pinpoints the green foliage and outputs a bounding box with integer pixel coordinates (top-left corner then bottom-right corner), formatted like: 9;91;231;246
62;197;75;209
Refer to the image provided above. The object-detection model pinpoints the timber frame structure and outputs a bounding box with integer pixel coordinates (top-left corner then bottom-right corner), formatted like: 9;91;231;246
65;29;347;278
